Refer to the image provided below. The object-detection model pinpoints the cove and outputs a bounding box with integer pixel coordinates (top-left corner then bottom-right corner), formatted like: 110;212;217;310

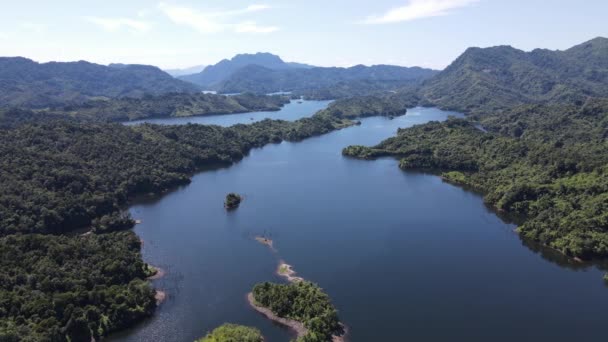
123;99;332;126
113;106;608;342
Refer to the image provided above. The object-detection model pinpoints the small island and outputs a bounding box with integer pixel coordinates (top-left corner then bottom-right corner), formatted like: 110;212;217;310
224;193;242;210
255;236;274;249
248;281;345;342
277;262;304;283
196;323;263;342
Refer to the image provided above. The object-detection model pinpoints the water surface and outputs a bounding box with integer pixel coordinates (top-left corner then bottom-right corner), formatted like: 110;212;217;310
124;100;330;126
115;106;608;342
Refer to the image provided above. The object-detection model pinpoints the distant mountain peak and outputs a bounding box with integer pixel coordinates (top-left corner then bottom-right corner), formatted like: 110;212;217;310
179;52;315;87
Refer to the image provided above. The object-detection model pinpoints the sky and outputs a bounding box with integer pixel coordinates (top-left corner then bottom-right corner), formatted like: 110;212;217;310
0;0;606;70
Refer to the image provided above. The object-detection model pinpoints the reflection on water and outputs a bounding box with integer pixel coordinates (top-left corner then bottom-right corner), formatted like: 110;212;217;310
123;100;332;127
114;107;608;342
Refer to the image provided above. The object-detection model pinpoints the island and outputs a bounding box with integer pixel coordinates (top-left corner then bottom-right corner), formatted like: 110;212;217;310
277;262;304;283
196;323;263;342
248;281;345;342
224;193;242;210
255;236;274;249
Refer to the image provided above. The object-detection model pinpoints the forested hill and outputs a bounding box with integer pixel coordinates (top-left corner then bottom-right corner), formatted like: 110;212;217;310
0;57;200;108
0;93;290;126
214;64;438;96
179;52;314;87
416;37;608;114
343;37;608;261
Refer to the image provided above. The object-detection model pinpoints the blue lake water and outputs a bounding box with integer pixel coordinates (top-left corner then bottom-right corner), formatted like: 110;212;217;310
113;105;608;342
123;100;331;126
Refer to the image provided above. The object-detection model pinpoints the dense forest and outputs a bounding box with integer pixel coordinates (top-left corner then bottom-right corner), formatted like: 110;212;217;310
0;110;353;340
0;112;352;236
0;93;290;126
414;37;608;115
214;64;437;97
344;96;608;260
178;52;436;96
0;57;199;108
53;93;288;123
252;281;343;342
196;324;264;342
0;232;155;341
2;36;607;340
317;95;410;119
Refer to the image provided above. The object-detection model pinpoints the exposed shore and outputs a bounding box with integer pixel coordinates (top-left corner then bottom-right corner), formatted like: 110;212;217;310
277;262;304;283
147;266;166;281
255;236;275;251
247;293;346;342
155;290;167;305
247;293;308;338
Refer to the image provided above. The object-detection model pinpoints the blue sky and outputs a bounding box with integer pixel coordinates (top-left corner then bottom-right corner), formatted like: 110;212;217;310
0;0;606;70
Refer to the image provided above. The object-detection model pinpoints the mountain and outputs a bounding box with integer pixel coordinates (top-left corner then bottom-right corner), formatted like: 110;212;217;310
417;37;608;113
164;65;207;77
179;52;315;88
0;58;200;108
215;64;438;96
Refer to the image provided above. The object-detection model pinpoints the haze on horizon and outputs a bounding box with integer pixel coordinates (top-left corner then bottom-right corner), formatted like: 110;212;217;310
1;0;607;70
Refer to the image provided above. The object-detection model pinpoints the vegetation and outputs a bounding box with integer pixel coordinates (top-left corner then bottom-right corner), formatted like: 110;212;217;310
2;36;606;339
343;37;608;260
415;37;608;115
0;93;290;126
196;324;263;342
0;112;352;236
225;193;242;210
252;281;342;342
0;57;199;108
0;232;155;341
344;99;608;259
180;52;312;87
0;108;354;339
215;64;437;97
316;95;408;119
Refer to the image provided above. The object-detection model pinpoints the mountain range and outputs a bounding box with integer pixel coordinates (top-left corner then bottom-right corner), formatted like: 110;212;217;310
179;52;315;88
178;52;437;96
1;37;606;112
164;65;207;77
0;58;199;108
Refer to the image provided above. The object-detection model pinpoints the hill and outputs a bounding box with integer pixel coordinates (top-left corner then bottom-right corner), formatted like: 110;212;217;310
164;64;207;77
344;37;608;261
216;64;438;96
0;58;200;108
417;37;608;114
179;52;314;88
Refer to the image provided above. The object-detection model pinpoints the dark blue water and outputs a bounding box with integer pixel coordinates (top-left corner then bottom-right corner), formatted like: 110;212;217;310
114;107;608;342
123;100;331;126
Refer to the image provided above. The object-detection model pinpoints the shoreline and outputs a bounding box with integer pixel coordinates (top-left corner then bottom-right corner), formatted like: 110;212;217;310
155;290;166;305
247;293;308;338
147;266;166;281
277;262;304;283
247;293;347;342
255;236;275;251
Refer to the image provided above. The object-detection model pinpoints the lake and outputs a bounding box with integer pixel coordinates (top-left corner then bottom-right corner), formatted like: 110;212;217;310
123;99;332;126
113;104;608;342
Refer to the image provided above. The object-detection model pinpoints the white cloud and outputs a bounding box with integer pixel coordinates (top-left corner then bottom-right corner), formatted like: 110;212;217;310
85;17;151;33
234;21;279;34
157;3;224;33
158;2;278;34
364;0;479;24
